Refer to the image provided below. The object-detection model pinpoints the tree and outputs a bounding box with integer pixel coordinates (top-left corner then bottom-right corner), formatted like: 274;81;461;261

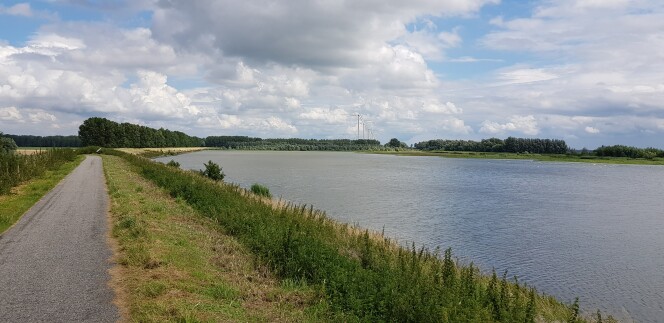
386;138;406;148
0;133;18;153
201;160;224;181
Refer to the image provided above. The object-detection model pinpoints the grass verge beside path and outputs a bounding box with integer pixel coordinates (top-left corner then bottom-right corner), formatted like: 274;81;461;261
102;155;326;322
0;155;84;234
370;150;664;165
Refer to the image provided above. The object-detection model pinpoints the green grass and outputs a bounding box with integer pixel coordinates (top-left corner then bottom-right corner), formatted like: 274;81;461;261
103;155;327;322
370;150;664;165
104;149;580;322
251;183;272;198
0;155;84;234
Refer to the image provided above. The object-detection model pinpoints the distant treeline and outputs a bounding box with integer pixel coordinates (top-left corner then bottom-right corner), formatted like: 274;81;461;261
415;137;569;154
78;117;204;148
595;145;664;159
205;136;384;151
4;134;81;147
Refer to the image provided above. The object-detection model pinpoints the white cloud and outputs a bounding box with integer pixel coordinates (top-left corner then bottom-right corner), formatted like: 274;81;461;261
0;107;22;121
496;66;560;85
422;101;462;114
449;56;502;63
299;108;349;124
439;117;472;134
585;126;600;134
480;115;539;135
28;110;56;123
1;3;32;17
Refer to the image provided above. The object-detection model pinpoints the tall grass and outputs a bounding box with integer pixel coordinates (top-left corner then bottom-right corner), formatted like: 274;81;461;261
107;149;580;322
0;148;79;195
250;183;272;198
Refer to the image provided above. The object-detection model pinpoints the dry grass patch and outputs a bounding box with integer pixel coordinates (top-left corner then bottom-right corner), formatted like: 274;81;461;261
102;155;326;322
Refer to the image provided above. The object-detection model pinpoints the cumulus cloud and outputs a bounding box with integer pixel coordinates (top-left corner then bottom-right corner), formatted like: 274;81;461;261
2;0;662;147
0;107;22;121
480;115;540;136
151;0;496;68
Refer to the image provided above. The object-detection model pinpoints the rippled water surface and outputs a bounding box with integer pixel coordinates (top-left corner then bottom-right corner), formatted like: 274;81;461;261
158;151;664;322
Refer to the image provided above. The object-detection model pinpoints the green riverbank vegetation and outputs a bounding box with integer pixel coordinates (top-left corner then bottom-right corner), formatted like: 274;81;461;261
374;149;664;165
408;137;664;165
103;148;588;322
205;136;387;151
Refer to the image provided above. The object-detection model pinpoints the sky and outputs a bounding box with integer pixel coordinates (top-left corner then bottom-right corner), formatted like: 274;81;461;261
0;0;663;149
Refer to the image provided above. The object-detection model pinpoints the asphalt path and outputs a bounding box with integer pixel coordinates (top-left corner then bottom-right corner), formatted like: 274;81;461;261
0;155;119;322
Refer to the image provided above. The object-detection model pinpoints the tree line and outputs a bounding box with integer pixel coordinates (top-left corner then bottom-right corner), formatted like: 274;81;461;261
78;117;204;148
205;136;384;151
4;134;81;147
414;137;569;154
594;145;664;159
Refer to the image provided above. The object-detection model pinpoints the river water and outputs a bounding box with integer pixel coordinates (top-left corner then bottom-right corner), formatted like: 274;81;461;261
157;150;664;322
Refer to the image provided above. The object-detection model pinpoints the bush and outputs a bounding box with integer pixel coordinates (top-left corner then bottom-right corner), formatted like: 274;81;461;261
0;135;18;154
250;183;272;198
200;160;224;181
166;160;180;168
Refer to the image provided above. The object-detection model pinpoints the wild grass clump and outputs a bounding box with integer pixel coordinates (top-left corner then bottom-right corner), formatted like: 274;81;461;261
106;149;581;322
166;160;180;168
250;183;271;198
0;148;78;195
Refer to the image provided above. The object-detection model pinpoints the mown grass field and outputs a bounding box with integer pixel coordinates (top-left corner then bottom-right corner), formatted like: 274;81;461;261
0;155;84;234
104;149;589;322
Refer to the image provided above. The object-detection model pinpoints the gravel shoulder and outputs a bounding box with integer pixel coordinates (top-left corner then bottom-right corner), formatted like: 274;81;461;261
0;155;119;322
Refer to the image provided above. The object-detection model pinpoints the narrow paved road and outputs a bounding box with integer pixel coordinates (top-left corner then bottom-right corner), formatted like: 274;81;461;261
0;155;119;322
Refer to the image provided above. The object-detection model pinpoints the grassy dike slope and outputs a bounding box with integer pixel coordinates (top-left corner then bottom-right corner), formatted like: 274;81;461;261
105;149;583;322
0;155;84;234
103;155;325;322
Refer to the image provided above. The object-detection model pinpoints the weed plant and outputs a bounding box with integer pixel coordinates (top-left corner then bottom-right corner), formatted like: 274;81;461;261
0;148;78;195
250;183;272;198
107;149;582;322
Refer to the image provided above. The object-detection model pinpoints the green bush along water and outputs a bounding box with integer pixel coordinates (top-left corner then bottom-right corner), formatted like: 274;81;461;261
105;149;579;322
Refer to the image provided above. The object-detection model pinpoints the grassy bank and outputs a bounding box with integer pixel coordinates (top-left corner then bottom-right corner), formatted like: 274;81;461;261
103;155;325;322
105;149;582;322
370;150;664;165
0;155;84;234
